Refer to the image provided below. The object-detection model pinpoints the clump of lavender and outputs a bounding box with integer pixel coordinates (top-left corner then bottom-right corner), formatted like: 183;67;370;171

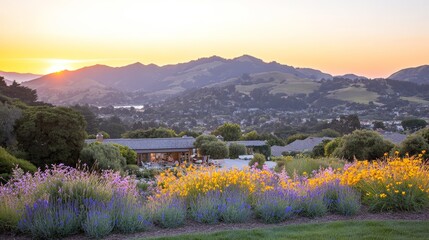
149;194;186;228
190;190;222;224
18;199;80;239
111;192;152;233
218;187;252;223
300;188;328;218
82;198;114;238
254;188;299;223
321;181;361;216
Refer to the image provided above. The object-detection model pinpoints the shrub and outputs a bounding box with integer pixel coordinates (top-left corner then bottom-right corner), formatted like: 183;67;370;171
149;195;186;228
228;143;247;159
0;147;36;183
190;191;222;224
249;153;266;169
112;194;152;233
400;135;429;157
324;138;342;157
113;143;137;165
18;199;80;239
200;141;229;159
300;188;328;218
219;187;252;223
286;133;309;144
311;139;332;157
82;198;114;239
254;189;299;223
333;130;394;161
321;181;361;216
79;142;126;171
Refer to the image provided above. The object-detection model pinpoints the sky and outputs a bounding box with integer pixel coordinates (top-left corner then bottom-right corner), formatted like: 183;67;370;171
1;0;428;77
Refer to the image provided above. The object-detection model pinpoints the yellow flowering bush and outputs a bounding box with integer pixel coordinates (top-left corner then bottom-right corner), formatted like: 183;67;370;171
340;152;429;212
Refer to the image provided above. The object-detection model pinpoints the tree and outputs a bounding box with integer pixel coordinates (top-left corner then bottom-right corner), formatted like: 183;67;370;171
15;106;86;167
401;119;427;133
372;121;385;130
311;139;331;157
99;116;127;138
0;103;22;147
200;141;229;159
400;135;429;157
79;143;126;171
71;104;99;134
286;133;309;144
194;135;218;149
324;138;342;157
249;153;266;170
178;130;201;138
332;130;394;161
241;130;261;140
229;143;247;159
112;143;137;165
317;129;341;138
212;123;242;141
329;115;361;134
122;127;177;138
0;79;37;104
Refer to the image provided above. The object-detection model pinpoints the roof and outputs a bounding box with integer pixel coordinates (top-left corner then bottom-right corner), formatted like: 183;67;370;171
226;140;267;147
85;137;195;152
271;137;332;156
380;132;407;145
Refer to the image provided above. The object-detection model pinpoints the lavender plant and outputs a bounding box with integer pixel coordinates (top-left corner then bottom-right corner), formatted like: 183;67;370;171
111;193;152;233
82;198;114;238
254;188;299;223
18;199;80;239
300;188;328;218
149;194;186;228
321;181;361;216
189;190;222;224
218;187;252;223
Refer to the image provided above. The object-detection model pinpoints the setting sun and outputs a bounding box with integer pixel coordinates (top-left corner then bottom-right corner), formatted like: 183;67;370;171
45;59;73;74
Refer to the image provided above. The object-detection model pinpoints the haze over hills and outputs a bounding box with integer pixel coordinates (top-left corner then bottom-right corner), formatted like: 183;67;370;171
0;55;426;106
389;65;429;85
0;70;41;83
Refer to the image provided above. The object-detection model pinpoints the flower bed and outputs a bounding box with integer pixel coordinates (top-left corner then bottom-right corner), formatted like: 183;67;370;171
1;153;428;239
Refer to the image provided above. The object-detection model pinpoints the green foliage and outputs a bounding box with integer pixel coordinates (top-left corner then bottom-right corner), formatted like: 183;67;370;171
99;116;127;138
317;128;341;138
212;123;242;141
178;130;201;138
112;144;137;165
311;139;332;157
122;127;177;138
400;135;429;156
71;104;100;135
0;147;36;182
0;79;37;104
401;118;427;133
286;133;309;144
253;145;271;158
329;114;361;134
324;138;342;157
0;103;22;147
79;143;126;171
249;153;266;169
228;143;247;159
200;141;229;159
332;130;394;161
241;130;261;140
194;135;218;149
372;121;385;130
274;156;345;176
15;106;86;167
415;128;429;144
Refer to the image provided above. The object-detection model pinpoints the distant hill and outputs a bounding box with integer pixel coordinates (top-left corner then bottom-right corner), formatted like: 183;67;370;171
388;65;429;85
0;71;41;83
23;55;333;105
335;74;368;80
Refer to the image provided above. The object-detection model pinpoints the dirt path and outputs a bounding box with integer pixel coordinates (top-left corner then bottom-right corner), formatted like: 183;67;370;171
3;209;429;240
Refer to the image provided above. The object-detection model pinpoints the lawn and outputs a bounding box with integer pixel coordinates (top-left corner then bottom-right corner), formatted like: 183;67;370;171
145;220;429;240
327;86;379;104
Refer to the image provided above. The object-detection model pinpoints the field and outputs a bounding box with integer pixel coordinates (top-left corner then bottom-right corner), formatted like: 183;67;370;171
327;86;379;104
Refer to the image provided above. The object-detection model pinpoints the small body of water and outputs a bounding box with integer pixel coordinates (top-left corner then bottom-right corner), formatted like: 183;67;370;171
113;105;144;110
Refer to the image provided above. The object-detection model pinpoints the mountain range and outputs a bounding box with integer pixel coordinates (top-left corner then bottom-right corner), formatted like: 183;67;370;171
0;70;41;84
0;55;427;105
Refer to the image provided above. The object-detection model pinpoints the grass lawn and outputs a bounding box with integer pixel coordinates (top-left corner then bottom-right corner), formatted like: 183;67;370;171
144;220;429;240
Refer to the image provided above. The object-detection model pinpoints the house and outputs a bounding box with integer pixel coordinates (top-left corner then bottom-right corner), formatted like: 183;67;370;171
271;137;332;156
85;136;195;165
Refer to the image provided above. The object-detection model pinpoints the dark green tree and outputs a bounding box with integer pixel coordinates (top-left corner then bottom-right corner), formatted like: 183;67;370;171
0;79;37;104
122;127;177;138
79;143;126;171
400;135;429;157
71;104;99;134
0;103;22;147
194;135;218;149
333;130;394;161
401;119;427;133
372;121;385;130
99;116;127;138
228;143;247;159
200;141;229;159
330;115;361;134
15;106;86;167
212;123;242;141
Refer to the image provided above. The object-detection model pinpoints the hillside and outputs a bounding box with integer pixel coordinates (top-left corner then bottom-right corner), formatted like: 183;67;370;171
22;55;333;105
389;65;429;85
0;70;41;83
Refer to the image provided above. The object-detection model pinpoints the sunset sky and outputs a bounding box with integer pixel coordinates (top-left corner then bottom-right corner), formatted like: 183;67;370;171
1;0;428;77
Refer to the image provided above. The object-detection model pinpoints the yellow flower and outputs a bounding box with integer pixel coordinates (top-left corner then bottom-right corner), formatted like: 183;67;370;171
402;191;406;195
380;193;387;198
